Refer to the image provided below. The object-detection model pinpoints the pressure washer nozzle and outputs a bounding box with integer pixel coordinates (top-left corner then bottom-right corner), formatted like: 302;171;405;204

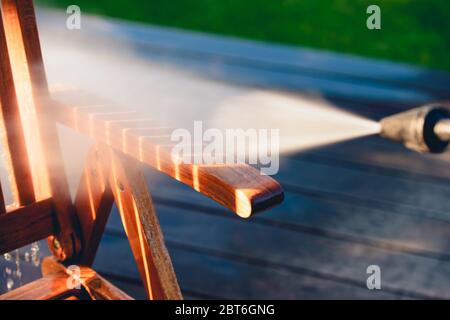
380;104;450;153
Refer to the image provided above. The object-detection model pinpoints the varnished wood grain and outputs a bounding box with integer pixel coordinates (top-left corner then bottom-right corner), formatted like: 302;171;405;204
1;256;132;300
41;255;68;276
50;90;284;218
0;198;54;254
1;0;80;259
0;6;35;205
0;269;74;300
74;145;115;266
41;256;133;300
82;271;133;300
99;146;182;300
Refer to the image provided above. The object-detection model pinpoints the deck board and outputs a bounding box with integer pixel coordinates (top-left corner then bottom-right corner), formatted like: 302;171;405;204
95;232;406;299
142;177;450;256
98;205;447;299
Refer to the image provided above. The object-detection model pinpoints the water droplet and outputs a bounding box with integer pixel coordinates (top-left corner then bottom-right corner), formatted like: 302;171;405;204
32;255;40;267
14;269;22;278
30;242;40;253
6;278;14;290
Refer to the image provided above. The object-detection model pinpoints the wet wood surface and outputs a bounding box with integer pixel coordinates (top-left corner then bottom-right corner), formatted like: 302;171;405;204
49;90;284;219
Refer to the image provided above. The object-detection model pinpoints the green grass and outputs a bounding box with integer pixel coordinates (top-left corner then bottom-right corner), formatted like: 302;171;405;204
37;0;450;71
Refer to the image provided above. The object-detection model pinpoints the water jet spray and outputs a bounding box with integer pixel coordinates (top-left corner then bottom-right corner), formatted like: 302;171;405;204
380;103;450;153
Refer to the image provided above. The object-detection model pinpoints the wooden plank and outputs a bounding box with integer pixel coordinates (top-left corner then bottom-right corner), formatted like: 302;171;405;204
37;11;450;181
300;137;450;184
41;256;133;300
0;274;73;300
100;146;182;300
43;98;450;211
105;204;450;299
0;8;35;205
136;54;437;106
74;145;114;266
142;181;450;260
95;232;403;299
50;90;284;218
44;31;450;189
276;157;450;220
4;246;143;299
94;275;147;300
99;272;207;300
139;159;450;250
82;270;133;300
1;0;80;260
0;198;55;254
1;256;132;300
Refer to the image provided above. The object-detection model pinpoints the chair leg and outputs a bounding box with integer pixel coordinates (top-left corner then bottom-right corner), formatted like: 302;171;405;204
74;145;115;266
99;146;182;300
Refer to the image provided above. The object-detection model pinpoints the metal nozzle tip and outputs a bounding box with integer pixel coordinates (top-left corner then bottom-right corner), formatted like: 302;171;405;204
380;104;450;153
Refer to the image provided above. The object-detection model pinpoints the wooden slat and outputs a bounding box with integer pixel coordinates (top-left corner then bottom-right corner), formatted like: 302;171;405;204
277;157;450;218
1;0;80;259
0;198;54;254
0;6;35;205
82;271;133;300
104;203;450;299
74;145;115;266
0;274;73;300
95;232;403;299
100;146;182;300
73;144;182;299
50;90;283;218
41;257;133;300
41;18;450;184
134;171;450;257
41;252;144;299
1;256;132;300
300;138;450;184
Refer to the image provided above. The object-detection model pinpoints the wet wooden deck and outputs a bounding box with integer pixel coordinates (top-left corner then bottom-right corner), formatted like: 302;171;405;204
2;9;450;299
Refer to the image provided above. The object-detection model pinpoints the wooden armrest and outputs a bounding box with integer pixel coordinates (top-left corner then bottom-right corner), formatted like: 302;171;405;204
49;89;283;218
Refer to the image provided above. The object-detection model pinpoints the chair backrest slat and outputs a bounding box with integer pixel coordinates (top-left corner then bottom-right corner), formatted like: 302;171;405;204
0;0;80;259
0;198;54;255
0;5;35;206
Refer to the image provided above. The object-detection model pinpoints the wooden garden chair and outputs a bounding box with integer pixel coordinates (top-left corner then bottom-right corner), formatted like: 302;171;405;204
0;0;284;300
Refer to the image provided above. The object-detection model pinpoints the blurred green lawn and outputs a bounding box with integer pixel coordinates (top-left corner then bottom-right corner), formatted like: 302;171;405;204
37;0;450;71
